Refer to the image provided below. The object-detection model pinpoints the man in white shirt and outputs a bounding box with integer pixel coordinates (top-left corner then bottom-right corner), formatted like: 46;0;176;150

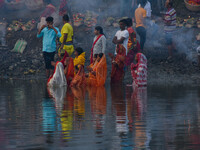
112;19;129;55
138;0;152;18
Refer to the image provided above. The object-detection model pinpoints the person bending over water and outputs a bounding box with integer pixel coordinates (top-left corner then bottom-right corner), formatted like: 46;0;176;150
71;47;86;87
131;53;147;87
86;53;107;87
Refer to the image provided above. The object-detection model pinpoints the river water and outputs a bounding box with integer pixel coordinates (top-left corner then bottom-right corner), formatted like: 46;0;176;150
0;79;200;150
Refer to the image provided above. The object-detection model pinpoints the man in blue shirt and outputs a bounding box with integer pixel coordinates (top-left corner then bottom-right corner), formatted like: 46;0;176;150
37;16;61;78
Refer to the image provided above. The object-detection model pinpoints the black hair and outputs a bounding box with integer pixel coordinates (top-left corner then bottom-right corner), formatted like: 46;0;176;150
95;26;104;35
119;19;127;26
140;0;146;8
94;54;98;58
46;16;53;22
63;14;69;22
75;47;84;56
168;1;173;7
126;18;133;27
98;53;104;58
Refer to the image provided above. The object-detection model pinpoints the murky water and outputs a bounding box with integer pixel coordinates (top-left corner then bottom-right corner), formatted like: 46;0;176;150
0;79;200;150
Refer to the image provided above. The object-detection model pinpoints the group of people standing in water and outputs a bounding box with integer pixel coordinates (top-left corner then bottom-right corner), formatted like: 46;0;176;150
37;13;147;88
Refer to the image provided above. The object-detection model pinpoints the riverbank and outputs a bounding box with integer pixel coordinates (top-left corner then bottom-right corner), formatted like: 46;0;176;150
1;1;200;86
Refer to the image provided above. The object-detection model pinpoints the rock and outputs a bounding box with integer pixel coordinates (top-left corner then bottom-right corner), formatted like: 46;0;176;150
21;60;26;63
9;66;13;71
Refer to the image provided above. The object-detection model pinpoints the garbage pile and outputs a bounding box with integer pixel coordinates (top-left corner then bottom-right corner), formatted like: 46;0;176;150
73;11;98;29
176;17;200;28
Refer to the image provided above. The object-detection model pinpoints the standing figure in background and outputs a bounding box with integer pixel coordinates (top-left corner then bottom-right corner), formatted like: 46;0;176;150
135;1;147;51
131;53;147;87
125;18;140;66
59;14;74;57
112;19;129;55
109;44;126;84
90;26;106;64
138;0;152;18
164;0;176;59
37;16;61;78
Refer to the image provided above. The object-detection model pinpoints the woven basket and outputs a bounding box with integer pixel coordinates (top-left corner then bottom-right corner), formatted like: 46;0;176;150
25;0;44;11
184;0;200;11
5;0;25;10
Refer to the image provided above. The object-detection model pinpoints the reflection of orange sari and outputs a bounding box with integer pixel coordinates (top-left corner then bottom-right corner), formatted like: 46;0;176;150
71;87;85;117
87;55;107;86
111;44;126;83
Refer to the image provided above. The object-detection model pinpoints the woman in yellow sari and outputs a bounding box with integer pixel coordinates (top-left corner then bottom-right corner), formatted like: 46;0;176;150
70;47;86;87
86;53;107;87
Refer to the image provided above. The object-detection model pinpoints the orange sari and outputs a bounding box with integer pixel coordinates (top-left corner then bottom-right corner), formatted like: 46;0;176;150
111;44;126;83
64;57;74;86
71;52;86;87
87;55;107;86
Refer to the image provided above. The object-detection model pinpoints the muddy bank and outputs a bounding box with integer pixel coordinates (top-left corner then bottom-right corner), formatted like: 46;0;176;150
1;1;200;85
1;25;200;86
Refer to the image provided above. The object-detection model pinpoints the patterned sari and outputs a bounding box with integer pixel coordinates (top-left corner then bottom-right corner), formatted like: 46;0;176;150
131;53;147;86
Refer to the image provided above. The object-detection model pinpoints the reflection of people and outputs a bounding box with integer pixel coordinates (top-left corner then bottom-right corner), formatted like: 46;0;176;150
86;53;107;86
59;14;74;56
109;44;126;84
88;86;107;132
111;84;128;133
127;85;149;149
42;89;57;144
131;53;147;87
71;47;86;87
60;88;74;140
37;16;61;78
71;87;85;118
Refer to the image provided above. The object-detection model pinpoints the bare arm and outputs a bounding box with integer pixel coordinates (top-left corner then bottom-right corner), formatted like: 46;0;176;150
60;33;68;49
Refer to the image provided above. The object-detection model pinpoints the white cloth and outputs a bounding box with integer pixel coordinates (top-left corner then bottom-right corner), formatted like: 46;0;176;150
138;1;152;18
114;30;129;55
93;35;106;55
47;62;67;87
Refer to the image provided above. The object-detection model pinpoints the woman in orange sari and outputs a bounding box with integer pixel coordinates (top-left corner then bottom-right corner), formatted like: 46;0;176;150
71;47;86;87
109;44;126;83
86;53;107;86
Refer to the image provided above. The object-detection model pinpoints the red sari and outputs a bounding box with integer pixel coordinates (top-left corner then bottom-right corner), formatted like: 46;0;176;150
111;44;126;83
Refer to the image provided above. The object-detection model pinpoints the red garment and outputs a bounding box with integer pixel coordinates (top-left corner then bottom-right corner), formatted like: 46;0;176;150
59;0;68;16
0;0;4;8
131;53;147;86
125;27;140;66
90;34;103;64
111;44;126;83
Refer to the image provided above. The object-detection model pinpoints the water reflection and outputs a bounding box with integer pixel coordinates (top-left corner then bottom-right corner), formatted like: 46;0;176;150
1;80;200;149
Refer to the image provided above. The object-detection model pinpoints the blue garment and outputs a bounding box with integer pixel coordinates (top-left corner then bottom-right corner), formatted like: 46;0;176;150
37;27;61;52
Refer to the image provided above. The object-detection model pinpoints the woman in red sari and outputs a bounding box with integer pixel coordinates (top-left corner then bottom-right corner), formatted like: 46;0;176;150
109;44;126;83
125;18;140;66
